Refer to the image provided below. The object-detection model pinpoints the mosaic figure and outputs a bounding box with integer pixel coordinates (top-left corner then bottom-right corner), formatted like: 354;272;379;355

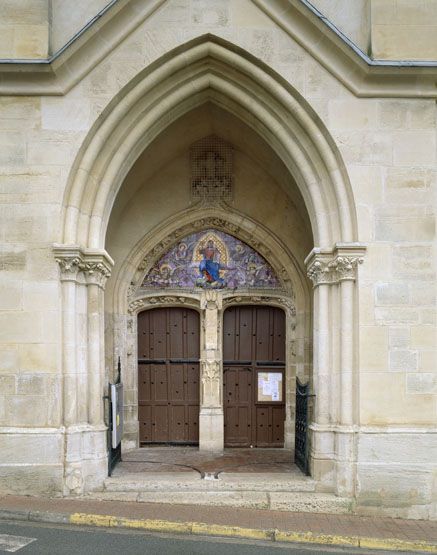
197;239;226;288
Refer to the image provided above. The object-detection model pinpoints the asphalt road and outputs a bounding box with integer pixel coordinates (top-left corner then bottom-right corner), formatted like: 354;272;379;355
0;520;408;555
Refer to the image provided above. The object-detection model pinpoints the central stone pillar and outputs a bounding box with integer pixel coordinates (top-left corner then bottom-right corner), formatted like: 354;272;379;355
199;290;224;452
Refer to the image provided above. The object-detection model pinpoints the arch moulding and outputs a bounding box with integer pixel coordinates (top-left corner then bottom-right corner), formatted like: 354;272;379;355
60;34;358;251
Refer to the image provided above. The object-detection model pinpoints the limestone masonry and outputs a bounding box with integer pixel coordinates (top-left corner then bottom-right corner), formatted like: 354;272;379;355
0;0;435;520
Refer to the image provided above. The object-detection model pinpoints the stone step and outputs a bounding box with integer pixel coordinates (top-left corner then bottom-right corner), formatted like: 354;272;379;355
104;472;317;493
91;486;352;514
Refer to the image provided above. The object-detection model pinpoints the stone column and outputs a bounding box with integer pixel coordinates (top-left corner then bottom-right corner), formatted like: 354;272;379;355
54;245;114;495
83;261;111;426
55;254;81;427
199;290;223;452
307;255;332;426
331;253;363;496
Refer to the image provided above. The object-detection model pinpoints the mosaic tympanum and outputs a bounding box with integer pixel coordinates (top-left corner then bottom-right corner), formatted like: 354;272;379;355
142;229;280;289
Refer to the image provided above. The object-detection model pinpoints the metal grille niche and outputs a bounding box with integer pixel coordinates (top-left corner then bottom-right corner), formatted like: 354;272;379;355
190;135;233;200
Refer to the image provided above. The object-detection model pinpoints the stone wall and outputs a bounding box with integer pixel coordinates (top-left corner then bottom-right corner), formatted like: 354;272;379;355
50;0;111;54
310;0;371;53
0;0;49;58
371;0;437;60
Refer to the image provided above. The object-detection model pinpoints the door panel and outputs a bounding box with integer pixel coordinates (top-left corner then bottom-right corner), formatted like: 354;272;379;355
138;308;200;445
223;306;285;448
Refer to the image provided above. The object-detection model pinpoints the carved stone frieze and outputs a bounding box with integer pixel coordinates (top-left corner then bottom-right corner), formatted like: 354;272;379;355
128;295;198;314
223;294;296;316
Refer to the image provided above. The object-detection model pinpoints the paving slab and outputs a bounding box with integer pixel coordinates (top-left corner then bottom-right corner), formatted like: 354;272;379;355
0;494;436;553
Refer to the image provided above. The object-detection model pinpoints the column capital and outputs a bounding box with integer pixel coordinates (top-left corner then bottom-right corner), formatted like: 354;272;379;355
200;289;223;310
305;244;366;287
53;244;114;287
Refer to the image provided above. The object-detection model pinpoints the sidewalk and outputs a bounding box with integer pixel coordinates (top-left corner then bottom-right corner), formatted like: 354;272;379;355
0;494;437;553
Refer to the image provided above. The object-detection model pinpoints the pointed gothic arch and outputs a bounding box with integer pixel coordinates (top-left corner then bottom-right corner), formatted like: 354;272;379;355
61;34;358;250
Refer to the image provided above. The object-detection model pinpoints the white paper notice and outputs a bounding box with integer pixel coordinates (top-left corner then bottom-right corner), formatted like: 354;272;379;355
262;381;272;396
272;391;279;401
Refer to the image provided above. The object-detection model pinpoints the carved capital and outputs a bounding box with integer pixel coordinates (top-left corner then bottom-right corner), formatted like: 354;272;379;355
201;289;222;310
55;255;82;280
53;244;113;287
306;258;333;287
201;360;221;383
82;261;112;287
329;255;364;282
305;245;366;287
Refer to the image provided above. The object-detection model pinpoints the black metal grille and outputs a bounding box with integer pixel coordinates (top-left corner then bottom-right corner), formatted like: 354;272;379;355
107;358;122;476
190;135;233;200
295;378;310;475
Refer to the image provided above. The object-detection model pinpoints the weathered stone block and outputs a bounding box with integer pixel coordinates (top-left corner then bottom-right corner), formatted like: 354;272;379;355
0;465;63;495
385;167;433;191
393;132;436;167
0;279;23;310
1;432;63;464
389;327;409;349
375;308;419;324
0;375;15;395
0;249;26;272
23;280;59;311
360;326;388;371
16;373;47;395
41;98;91;132
328;99;377;130
375;216;435;242
389;349;418;372
392;246;434;278
407;373;437;395
13;25;49;58
5;395;47;426
0;348;18;374
192;0;230;26
411;282;436;306
410;326;436;349
0;131;25;165
375;283;409;305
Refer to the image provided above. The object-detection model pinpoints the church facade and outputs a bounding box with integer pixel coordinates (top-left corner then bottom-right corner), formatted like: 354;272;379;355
0;0;436;519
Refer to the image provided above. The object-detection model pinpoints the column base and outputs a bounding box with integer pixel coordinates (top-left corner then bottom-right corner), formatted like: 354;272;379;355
199;407;224;452
64;424;108;495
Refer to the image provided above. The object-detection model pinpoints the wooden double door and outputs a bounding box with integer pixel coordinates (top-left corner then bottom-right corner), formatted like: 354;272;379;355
138;308;200;445
223;306;286;448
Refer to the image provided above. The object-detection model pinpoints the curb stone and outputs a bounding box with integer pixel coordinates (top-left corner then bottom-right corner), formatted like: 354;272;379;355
0;509;436;553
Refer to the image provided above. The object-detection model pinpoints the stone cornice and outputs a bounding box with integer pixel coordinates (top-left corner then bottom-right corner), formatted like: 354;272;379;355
0;1;435;98
305;243;366;287
53;244;114;287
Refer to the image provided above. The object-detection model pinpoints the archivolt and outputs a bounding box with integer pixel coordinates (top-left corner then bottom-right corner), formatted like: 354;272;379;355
62;34;358;250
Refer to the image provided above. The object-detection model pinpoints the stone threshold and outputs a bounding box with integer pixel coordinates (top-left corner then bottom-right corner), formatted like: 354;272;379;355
78;472;352;514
